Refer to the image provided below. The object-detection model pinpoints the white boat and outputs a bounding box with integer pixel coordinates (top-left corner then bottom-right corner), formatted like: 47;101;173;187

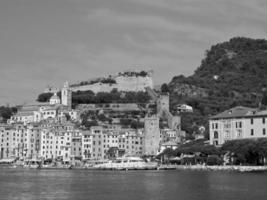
23;159;41;169
93;157;158;170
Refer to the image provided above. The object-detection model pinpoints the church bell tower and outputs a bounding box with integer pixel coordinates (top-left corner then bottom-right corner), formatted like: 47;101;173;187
61;81;72;109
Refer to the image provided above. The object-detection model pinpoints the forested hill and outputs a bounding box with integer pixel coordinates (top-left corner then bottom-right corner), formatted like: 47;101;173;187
168;37;267;138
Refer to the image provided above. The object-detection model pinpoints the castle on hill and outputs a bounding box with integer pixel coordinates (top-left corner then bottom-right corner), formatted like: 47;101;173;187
44;70;154;94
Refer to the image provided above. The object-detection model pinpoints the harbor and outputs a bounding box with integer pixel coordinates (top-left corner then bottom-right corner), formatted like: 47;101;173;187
2;157;267;172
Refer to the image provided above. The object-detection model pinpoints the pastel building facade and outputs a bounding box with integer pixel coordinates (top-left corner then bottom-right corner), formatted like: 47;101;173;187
209;106;267;146
81;130;93;160
71;132;83;160
39;121;77;162
9;82;77;125
0;123;41;159
81;127;144;160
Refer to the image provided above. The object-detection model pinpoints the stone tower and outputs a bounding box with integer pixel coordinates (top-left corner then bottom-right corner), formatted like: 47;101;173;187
157;94;169;114
61;81;72;109
143;115;160;156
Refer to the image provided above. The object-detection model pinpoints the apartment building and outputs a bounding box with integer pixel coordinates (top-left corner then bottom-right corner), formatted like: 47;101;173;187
209;106;267;146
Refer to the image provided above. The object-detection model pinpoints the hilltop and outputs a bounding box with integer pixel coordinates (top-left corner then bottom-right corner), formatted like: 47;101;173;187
38;70;153;106
35;37;267;138
167;37;267;137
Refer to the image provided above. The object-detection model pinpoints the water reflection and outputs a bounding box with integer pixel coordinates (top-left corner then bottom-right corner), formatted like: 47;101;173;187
0;169;267;200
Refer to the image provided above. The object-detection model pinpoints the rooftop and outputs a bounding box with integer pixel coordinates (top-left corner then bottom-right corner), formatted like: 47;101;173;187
210;106;261;119
161;141;178;146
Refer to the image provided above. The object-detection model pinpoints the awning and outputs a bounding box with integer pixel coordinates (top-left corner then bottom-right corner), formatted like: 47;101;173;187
0;158;16;163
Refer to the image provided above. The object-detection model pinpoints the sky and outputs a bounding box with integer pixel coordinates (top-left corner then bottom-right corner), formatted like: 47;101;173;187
1;0;267;105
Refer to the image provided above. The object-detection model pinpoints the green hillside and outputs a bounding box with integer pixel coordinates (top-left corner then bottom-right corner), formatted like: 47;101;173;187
168;37;267;138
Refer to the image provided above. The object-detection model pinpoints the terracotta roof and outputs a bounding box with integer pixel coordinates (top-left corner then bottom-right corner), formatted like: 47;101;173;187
14;112;34;117
210;106;258;119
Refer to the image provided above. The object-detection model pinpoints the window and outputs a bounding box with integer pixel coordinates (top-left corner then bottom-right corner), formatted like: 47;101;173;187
251;129;254;136
237;130;242;138
214;131;218;139
251;118;254;124
263;118;266;124
263;128;266;135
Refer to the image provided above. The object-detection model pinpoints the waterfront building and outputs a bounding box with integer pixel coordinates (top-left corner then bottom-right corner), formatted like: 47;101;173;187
24;123;41;158
117;129;143;156
0;123;41;159
71;131;83;161
102;129;119;157
90;126;104;159
209;106;267;146
39;120;77;162
0;124;22;159
81;130;93;160
81;127;144;160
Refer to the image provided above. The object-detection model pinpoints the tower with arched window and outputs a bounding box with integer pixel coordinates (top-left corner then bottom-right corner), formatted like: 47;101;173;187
61;81;72;109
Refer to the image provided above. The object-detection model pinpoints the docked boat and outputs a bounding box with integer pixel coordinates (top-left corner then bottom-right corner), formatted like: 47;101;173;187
41;164;72;170
0;157;18;168
23;159;41;169
92;157;158;170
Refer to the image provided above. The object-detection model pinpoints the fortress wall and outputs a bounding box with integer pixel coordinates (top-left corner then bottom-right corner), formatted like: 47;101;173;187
71;82;115;93
71;76;153;93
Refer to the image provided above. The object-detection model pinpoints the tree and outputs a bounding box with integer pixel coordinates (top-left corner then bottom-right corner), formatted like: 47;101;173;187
120;119;132;127
161;83;169;93
64;113;71;121
0;106;17;122
130;120;144;129
261;92;267;106
37;93;53;102
83;120;98;129
221;139;266;165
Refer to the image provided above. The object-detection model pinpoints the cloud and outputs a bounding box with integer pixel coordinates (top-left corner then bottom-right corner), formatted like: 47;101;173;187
1;0;267;104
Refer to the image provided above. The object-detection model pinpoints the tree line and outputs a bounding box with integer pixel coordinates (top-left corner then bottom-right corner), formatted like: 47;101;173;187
159;138;267;166
37;89;151;105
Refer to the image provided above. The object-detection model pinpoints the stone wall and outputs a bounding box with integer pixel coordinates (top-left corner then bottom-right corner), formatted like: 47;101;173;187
71;75;153;93
143;116;160;156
